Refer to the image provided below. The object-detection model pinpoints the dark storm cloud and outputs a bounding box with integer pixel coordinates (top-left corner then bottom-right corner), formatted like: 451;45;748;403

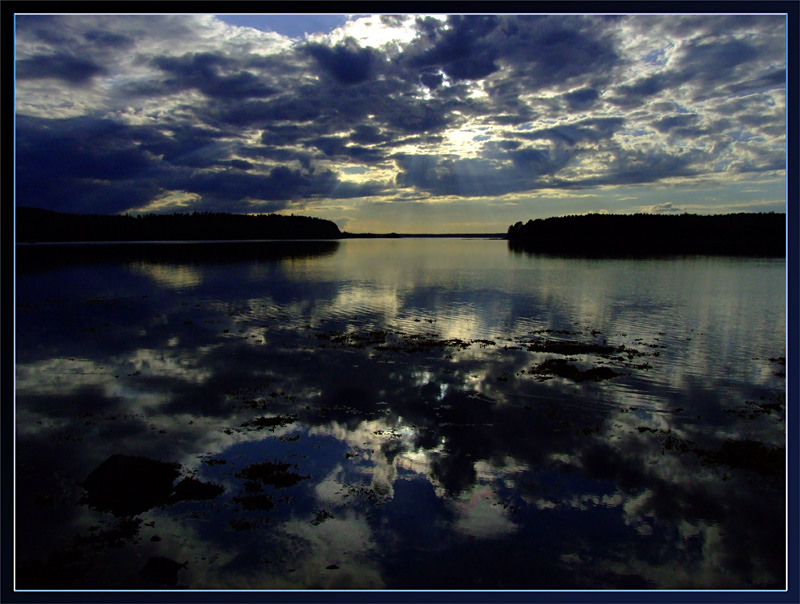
497;140;522;150
304;39;380;84
147;52;276;99
420;71;444;90
722;69;785;97
383;104;454;135
16;116;157;182
610;73;677;107
651;114;699;133
14;15;70;43
16;53;107;84
405;15;500;81
563;87;599;111
15;114;386;214
310;136;346;157
676;38;758;81
83;30;135;49
223;159;254;171
488;16;619;89
15;116;162;213
182;165;335;202
349;125;388;145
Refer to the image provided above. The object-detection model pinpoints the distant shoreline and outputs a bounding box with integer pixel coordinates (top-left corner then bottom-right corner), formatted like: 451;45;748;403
16;207;507;242
15;208;785;256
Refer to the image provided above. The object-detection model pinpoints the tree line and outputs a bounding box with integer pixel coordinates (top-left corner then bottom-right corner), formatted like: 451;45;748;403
507;212;785;256
16;207;342;242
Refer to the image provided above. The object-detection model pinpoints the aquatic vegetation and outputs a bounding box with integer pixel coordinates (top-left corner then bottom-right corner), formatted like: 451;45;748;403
530;358;621;382
240;414;299;431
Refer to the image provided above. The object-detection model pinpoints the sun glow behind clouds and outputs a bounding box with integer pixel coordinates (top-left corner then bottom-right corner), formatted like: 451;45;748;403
13;13;786;232
326;14;443;48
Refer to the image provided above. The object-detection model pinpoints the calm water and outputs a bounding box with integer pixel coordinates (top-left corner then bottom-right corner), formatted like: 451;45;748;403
15;239;786;590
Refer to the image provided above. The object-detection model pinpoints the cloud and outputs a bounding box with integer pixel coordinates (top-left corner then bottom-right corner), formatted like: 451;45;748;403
305;38;380;84
16;53;107;84
404;15;500;81
649;202;682;214
519;117;626;146
651;114;699;133
563;87;600;111
393;145;573;197
147;52;277;99
13;14;786;219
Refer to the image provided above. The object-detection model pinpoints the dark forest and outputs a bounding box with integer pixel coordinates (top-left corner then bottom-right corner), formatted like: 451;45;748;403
507;213;785;256
16;207;342;242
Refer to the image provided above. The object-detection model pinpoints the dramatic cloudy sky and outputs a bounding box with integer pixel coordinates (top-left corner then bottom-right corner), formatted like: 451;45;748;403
14;13;786;233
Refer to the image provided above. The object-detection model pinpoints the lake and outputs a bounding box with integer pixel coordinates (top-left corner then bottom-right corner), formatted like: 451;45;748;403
14;238;786;590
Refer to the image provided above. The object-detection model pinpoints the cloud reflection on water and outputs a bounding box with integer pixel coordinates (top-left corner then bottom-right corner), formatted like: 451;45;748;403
14;240;785;589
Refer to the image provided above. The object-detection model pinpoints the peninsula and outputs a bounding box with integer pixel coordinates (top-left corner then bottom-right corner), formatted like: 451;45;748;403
507;213;785;256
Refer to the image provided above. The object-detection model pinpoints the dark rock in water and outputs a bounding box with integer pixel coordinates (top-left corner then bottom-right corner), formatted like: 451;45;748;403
80;454;181;517
139;556;186;587
531;359;620;382
170;476;224;502
326;564;340;570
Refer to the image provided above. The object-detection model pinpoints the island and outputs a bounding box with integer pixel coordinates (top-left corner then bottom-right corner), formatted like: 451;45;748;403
15;207;342;242
507;212;785;256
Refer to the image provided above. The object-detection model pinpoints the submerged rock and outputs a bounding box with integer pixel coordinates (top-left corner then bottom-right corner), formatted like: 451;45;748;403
170;476;224;502
81;455;225;515
139;556;186;587
80;454;181;517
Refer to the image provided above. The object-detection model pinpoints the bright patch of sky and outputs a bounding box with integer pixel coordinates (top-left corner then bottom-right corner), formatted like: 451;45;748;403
216;14;348;38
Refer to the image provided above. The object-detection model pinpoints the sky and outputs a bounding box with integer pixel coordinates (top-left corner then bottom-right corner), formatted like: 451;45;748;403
14;13;787;233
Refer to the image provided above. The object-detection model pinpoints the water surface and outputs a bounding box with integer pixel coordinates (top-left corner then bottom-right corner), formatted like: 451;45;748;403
15;239;786;590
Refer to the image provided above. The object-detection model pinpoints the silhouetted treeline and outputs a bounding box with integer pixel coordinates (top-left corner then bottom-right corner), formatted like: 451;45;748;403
507;213;784;256
16;207;341;242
